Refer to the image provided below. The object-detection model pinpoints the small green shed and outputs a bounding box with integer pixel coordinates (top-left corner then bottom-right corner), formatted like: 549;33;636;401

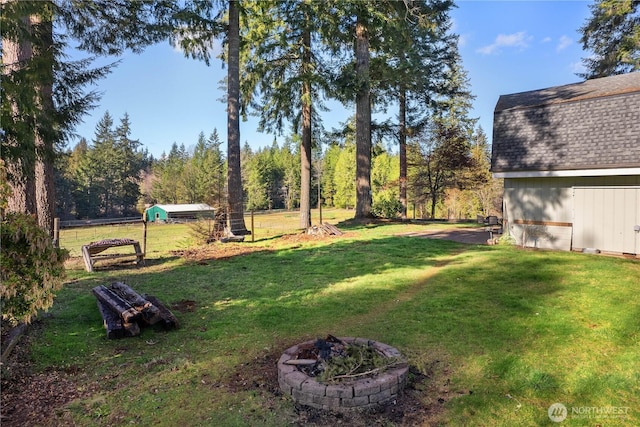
144;204;215;223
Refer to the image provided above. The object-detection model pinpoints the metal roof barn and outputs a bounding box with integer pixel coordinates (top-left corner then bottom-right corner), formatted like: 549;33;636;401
144;204;215;223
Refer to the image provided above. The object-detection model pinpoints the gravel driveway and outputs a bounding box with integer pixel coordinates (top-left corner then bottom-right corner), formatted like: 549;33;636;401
399;227;490;245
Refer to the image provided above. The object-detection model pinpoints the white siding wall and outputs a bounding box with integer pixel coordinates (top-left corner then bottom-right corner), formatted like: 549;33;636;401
573;187;640;254
503;175;640;253
503;177;573;250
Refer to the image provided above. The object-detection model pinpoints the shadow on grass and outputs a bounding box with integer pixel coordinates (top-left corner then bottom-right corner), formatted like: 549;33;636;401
39;233;640;426
64;235;571;355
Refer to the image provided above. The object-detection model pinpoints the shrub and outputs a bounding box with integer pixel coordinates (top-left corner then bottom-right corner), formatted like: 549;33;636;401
0;212;69;324
372;197;403;219
188;213;225;243
498;232;516;246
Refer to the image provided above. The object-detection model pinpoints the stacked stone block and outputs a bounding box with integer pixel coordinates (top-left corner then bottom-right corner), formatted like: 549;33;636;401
278;337;408;411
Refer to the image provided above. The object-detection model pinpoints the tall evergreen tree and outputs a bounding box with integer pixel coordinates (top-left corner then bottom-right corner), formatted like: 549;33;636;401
69;112;147;217
579;0;640;79
173;0;249;234
151;143;188;204
378;0;456;219
114;113;147;215
206;129;227;208
1;0;179;233
326;1;456;219
227;0;249;234
241;0;333;228
332;139;356;209
353;6;373;218
407;52;475;219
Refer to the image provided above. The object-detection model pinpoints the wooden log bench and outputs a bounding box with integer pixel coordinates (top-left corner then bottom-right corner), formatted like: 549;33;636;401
81;238;144;272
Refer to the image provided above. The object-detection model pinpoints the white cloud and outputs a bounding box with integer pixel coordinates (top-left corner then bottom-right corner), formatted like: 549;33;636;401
557;35;573;52
477;31;531;55
541;37;552;43
571;59;587;75
458;33;469;48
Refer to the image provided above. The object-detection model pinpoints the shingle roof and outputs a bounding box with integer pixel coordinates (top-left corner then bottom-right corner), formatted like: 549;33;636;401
492;72;640;173
495;72;640;112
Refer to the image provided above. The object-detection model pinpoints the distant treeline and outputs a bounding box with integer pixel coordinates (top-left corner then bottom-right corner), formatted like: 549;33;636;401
55;112;502;221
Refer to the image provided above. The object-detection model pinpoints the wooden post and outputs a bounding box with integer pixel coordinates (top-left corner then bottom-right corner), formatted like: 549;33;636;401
142;220;147;256
141;208;149;256
251;210;255;242
53;217;60;248
317;175;322;225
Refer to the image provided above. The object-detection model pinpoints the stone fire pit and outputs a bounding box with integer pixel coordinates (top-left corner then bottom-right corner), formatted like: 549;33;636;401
278;337;408;411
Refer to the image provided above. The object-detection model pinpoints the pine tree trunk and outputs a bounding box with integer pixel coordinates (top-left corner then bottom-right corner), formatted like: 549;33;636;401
226;0;249;235
2;4;37;215
399;87;407;219
33;12;56;235
355;14;372;218
299;27;312;229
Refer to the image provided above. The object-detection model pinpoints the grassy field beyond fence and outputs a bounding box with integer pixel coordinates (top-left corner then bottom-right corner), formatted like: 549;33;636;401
21;213;640;426
59;208;356;257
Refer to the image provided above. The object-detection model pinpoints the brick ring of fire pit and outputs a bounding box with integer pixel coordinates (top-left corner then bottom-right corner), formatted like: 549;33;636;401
277;337;408;411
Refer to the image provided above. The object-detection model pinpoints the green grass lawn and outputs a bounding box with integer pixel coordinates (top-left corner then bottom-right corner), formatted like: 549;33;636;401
25;217;640;426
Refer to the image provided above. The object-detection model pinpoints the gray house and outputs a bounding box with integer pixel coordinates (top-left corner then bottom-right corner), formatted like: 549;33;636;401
492;72;640;255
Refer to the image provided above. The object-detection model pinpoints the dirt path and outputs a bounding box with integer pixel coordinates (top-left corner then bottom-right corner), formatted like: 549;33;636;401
398;227;490;245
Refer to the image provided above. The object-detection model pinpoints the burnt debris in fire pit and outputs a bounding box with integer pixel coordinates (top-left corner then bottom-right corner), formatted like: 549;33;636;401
284;335;402;383
278;336;409;411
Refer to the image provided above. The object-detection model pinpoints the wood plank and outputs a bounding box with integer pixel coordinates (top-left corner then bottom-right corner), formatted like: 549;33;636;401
89;253;140;261
109;282;161;325
95;299;124;339
144;295;179;330
91;286;139;323
284;359;318;366
122;320;140;337
81;245;94;272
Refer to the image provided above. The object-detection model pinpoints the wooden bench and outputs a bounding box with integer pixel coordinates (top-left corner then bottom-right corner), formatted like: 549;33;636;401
81;238;144;272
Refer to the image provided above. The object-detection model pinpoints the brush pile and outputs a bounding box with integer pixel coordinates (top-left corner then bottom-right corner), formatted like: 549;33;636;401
286;335;402;383
306;223;343;236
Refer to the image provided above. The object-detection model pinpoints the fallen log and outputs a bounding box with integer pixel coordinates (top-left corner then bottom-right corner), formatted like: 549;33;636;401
144;295;179;330
96;298;125;339
108;282;161;325
91;285;139;324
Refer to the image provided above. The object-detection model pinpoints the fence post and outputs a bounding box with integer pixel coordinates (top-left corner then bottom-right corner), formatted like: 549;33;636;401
251;210;255;242
142;220;148;255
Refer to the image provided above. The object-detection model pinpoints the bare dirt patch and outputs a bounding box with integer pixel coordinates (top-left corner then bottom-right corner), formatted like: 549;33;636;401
224;346;452;426
0;322;101;427
169;231;349;264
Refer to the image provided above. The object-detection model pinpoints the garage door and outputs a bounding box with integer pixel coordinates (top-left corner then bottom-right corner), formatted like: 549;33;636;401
573;187;640;254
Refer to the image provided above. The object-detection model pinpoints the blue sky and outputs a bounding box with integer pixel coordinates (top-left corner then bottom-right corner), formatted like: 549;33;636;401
70;0;593;158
